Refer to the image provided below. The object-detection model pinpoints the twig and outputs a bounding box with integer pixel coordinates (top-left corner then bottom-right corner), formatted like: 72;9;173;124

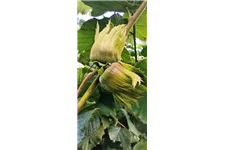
77;69;98;97
117;121;126;128
77;75;100;113
133;25;138;62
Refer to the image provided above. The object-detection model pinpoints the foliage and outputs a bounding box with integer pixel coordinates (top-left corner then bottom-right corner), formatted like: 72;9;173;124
77;1;147;150
77;0;91;15
82;1;142;16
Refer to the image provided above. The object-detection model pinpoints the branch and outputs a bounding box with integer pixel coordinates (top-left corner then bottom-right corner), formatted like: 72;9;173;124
77;75;100;113
125;0;147;35
77;69;98;97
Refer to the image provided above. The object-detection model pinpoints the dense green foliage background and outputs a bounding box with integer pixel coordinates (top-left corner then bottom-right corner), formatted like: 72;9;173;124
77;1;147;149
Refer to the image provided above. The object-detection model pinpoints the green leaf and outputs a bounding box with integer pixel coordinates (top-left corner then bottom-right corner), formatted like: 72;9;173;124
135;58;147;76
77;0;91;15
135;9;147;41
82;1;142;16
123;7;147;41
77;108;98;144
121;109;141;136
126;34;134;46
102;134;123;150
78;117;105;150
135;120;147;133
78;18;104;53
121;48;131;64
119;61;143;75
133;141;147;150
108;126;132;150
98;93;118;112
130;50;135;57
107;148;119;150
132;93;147;124
130;133;140;143
110;14;128;26
140;45;147;57
87;87;100;103
122;12;129;20
76;68;83;88
100;115;111;129
78;51;90;65
97;94;118;124
98;103;116;118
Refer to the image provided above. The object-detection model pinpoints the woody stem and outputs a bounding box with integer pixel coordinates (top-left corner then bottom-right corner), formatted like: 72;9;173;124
125;0;147;35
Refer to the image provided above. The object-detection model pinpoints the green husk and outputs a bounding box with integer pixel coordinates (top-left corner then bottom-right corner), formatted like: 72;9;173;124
90;21;127;63
99;62;146;111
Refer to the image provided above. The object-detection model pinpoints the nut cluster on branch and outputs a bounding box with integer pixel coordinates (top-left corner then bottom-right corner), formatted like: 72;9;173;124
78;0;147;113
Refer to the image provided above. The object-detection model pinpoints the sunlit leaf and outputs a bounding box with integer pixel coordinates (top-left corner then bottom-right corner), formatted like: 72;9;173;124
121;48;131;64
133;141;147;150
123;9;147;41
135;9;147;41
77;0;91;15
